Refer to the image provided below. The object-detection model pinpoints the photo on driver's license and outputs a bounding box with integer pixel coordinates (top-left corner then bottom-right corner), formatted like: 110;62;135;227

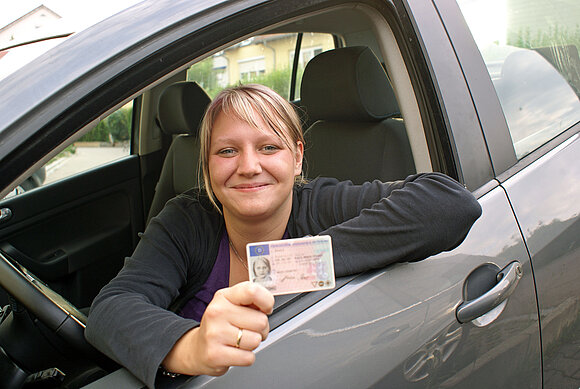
247;235;335;295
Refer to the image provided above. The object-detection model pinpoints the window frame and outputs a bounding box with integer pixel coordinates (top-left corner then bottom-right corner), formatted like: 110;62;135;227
398;0;495;190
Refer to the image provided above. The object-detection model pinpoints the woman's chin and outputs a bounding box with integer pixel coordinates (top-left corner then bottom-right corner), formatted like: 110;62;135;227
226;198;288;220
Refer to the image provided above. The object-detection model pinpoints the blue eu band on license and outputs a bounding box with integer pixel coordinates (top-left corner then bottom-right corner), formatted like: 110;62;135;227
249;244;270;257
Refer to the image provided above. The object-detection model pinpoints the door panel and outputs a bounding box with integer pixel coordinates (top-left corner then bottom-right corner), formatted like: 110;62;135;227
0;156;144;308
501;130;580;388
180;185;541;388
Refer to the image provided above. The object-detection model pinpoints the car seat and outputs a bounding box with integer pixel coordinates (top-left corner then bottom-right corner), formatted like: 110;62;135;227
146;81;211;224
300;46;415;184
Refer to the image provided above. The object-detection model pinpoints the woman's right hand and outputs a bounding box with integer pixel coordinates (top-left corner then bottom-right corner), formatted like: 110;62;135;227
162;281;275;376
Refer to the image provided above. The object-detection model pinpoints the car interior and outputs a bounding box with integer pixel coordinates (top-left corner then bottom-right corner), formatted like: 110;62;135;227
146;81;211;223
0;3;444;387
300;45;416;183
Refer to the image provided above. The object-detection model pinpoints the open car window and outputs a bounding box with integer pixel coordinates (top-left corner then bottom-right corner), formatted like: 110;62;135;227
3;103;133;200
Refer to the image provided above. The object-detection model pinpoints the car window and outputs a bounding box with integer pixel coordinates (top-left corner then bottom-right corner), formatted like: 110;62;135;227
457;0;580;159
46;102;133;184
187;33;335;100
5;102;133;198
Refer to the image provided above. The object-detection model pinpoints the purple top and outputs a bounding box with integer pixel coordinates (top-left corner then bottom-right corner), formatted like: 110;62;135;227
178;230;290;321
179;231;230;321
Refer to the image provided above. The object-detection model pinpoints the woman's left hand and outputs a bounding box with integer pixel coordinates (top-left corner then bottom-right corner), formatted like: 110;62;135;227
162;281;274;376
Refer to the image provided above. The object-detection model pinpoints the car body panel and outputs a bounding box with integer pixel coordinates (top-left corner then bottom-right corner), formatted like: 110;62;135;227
501;129;580;387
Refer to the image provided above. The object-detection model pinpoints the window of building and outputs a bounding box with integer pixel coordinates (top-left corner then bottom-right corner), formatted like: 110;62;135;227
290;46;323;69
238;56;266;81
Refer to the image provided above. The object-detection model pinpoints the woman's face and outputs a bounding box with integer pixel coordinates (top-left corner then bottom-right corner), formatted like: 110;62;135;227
208;111;303;222
254;260;269;277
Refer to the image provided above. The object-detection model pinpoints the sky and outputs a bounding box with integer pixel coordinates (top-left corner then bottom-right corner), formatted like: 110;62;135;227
1;0;143;32
0;0;144;79
456;0;507;47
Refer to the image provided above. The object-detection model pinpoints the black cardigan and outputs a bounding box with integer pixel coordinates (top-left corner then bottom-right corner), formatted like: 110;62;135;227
85;173;482;388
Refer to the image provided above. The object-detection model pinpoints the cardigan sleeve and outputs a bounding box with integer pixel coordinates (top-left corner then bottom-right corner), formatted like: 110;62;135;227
85;194;220;388
290;173;482;276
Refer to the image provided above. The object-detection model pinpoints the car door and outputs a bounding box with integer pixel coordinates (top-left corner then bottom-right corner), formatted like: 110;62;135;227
0;117;146;309
502;127;580;389
450;0;580;387
175;188;538;389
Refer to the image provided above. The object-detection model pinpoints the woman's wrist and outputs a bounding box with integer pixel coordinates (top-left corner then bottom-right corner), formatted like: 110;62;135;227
162;326;200;376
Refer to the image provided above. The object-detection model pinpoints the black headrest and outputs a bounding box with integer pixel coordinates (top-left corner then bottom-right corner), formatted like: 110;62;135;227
301;46;399;122
157;81;211;136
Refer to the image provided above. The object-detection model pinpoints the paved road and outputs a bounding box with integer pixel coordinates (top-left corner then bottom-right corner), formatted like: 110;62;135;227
45;146;128;184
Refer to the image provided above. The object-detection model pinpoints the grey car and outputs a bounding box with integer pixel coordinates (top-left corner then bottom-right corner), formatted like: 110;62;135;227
0;0;578;388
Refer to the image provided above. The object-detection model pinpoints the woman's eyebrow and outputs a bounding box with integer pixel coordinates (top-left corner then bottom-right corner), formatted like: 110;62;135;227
211;136;237;145
212;132;284;145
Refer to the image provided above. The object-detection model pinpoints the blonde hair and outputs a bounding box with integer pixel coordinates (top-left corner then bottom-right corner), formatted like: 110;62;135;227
199;84;305;210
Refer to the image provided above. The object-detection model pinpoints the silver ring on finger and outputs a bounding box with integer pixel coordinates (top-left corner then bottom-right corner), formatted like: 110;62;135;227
236;328;243;348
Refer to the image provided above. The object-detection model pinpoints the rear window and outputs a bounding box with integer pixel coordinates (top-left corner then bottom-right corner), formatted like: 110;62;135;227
458;0;580;159
187;33;335;100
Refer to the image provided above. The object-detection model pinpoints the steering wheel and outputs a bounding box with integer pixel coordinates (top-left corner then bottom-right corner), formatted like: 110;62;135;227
0;250;117;373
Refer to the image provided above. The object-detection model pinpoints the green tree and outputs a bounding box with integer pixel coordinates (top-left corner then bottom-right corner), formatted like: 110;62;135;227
188;56;295;99
249;67;292;99
508;23;580;49
108;107;132;142
188;60;222;97
78;105;132;143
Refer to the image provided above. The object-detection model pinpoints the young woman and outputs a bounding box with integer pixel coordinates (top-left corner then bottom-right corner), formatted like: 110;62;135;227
85;84;482;388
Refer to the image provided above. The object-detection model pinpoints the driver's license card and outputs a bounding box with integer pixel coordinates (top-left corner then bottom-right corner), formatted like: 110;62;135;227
246;235;335;295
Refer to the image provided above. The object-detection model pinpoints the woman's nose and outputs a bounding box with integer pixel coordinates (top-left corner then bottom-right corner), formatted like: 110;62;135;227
237;150;262;176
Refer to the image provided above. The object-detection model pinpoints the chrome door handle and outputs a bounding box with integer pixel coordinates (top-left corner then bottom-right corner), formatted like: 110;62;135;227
0;208;12;223
456;261;523;324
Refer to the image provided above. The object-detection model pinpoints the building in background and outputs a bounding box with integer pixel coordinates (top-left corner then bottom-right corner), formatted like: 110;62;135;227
0;5;61;48
188;32;334;98
0;5;71;81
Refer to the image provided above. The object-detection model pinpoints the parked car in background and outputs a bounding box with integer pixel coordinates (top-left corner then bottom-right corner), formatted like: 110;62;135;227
0;0;578;388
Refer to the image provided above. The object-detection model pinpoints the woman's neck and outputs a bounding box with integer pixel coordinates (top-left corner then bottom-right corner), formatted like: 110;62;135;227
224;213;289;259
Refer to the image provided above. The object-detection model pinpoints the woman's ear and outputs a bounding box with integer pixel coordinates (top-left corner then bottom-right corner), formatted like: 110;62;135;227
294;141;304;175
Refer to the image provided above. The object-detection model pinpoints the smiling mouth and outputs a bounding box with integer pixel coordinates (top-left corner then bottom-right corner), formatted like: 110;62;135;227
231;183;271;190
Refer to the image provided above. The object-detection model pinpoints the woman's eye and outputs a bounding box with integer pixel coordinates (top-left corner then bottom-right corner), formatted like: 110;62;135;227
218;148;236;156
261;145;280;153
